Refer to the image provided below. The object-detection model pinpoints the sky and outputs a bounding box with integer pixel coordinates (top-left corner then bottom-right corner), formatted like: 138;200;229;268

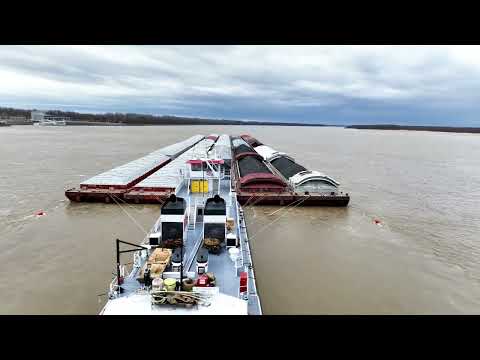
1;45;480;126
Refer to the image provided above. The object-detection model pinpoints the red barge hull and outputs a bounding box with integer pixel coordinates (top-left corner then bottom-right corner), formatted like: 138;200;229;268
123;190;171;204
65;188;350;206
65;188;173;204
65;188;127;203
236;192;350;206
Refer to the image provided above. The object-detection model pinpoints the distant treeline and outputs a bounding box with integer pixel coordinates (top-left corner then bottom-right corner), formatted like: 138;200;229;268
346;124;480;134
0;106;326;126
0;107;32;119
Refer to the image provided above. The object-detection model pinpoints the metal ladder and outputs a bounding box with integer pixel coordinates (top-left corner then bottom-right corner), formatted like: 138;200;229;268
188;199;196;230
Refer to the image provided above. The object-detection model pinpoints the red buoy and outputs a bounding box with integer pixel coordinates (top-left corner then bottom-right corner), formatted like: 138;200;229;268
373;218;381;225
35;210;46;216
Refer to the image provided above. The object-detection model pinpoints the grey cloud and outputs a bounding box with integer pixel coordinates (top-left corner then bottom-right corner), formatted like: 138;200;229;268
1;45;480;125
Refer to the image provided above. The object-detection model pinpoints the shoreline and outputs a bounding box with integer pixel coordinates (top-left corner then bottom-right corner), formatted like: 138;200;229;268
346;125;480;134
4;122;479;133
5;121;333;127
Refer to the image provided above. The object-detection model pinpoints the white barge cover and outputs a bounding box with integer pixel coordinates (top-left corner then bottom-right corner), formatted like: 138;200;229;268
254;145;293;162
133;137;216;191
255;144;340;191
150;135;204;158
208;134;231;161
80;135;204;188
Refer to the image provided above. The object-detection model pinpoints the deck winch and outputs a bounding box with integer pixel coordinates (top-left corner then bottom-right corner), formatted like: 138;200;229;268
196;248;209;275
171;247;184;272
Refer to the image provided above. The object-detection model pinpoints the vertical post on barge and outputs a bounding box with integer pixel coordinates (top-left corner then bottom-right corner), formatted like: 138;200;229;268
115;238;148;294
180;241;184;289
116;238;123;293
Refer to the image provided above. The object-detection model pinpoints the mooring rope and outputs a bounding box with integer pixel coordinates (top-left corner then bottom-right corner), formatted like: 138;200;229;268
242;194;256;208
266;196;305;216
248;195;266;207
111;192;167;246
244;196;303;229
248;195;311;242
109;193;145;214
242;193;272;220
109;194;149;236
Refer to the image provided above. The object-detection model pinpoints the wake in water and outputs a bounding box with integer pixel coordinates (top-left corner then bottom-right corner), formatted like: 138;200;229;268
4;199;65;227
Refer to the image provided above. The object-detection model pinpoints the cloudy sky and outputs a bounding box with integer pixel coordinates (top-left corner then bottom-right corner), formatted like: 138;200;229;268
1;45;480;126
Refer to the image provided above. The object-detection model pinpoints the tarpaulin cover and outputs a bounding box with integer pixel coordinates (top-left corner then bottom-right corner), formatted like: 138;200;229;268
271;157;307;179
240;135;263;148
237;155;272;177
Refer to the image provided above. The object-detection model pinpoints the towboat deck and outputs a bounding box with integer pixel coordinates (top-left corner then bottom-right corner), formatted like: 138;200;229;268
71;133;352;315
101;177;262;315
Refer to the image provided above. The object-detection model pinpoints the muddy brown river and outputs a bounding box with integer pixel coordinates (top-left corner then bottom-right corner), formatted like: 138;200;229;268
1;125;479;314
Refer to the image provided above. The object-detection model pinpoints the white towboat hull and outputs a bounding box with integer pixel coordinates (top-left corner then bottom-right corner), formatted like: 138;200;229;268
100;292;248;315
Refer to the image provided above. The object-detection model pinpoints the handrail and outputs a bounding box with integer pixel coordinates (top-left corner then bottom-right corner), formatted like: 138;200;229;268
184;227;204;274
234;192;263;314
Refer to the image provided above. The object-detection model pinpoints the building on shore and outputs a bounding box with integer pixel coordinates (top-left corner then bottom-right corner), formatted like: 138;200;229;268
31;111;45;122
31;111;69;126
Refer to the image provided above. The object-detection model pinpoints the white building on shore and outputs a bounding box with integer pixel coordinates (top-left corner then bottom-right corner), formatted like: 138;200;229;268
31;111;69;126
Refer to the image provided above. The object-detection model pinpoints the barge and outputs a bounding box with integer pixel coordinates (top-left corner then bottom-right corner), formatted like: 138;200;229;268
232;135;350;206
65;135;204;202
65;133;349;206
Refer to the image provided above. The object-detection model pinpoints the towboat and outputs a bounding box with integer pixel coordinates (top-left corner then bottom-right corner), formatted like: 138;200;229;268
100;142;262;315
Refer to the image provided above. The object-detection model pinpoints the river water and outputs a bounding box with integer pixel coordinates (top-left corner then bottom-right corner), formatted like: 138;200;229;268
1;125;479;314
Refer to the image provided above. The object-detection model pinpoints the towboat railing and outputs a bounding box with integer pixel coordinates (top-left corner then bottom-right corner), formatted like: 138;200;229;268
232;188;263;315
109;264;126;298
107;239;150;298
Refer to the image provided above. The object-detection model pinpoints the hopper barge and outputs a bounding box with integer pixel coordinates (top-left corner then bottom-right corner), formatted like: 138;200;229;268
65;134;349;206
234;135;349;206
